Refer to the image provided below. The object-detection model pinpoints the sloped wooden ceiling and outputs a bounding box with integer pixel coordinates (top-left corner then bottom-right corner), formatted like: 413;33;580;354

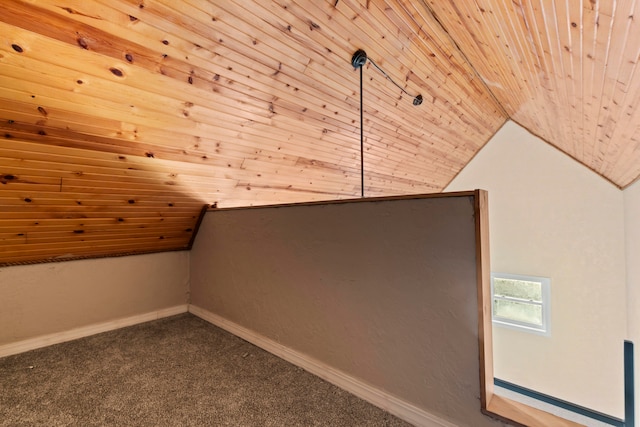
2;0;639;265
428;0;640;187
0;0;505;264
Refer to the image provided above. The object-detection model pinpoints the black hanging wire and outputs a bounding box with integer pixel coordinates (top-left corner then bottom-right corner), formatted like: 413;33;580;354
368;58;423;106
352;49;367;198
351;49;423;106
359;60;364;198
351;49;422;198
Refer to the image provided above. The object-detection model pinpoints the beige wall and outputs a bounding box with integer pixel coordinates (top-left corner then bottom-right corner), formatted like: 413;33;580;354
0;251;190;345
446;121;627;417
190;195;503;427
624;179;640;419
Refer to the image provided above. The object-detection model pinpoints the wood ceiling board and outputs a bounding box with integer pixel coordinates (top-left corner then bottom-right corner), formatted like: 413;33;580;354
426;0;640;187
0;231;191;246
0;220;197;235
1;0;506;264
1;0;500;162
0;140;241;183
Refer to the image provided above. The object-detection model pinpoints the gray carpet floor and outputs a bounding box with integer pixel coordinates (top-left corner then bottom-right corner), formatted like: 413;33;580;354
0;313;412;426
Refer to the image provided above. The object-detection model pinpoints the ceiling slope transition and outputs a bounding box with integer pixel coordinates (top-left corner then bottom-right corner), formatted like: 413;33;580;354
428;0;640;188
2;0;639;265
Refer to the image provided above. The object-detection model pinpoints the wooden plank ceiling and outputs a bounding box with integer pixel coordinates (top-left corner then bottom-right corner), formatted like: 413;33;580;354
429;0;640;187
0;0;638;265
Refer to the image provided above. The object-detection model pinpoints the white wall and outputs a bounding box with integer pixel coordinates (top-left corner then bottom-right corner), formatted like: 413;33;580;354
0;251;190;346
446;121;627;417
624;179;640;419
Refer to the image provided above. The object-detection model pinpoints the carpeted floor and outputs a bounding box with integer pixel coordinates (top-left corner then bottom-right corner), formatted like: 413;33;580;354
0;313;412;426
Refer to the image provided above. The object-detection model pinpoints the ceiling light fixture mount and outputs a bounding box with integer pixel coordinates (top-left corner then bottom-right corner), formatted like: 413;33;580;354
351;49;368;68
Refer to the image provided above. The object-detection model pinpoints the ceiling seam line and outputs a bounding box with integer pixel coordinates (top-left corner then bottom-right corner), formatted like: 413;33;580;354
417;0;510;119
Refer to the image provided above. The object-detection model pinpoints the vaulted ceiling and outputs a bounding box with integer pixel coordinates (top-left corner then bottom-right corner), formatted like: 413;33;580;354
1;0;639;265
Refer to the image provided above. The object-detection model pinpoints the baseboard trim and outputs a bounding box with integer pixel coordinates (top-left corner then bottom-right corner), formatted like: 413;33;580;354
189;304;457;427
494;378;624;426
0;304;189;358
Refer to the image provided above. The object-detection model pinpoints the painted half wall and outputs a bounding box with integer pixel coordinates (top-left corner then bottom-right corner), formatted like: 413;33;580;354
624;179;640;419
190;194;503;427
445;121;627;417
0;251;190;346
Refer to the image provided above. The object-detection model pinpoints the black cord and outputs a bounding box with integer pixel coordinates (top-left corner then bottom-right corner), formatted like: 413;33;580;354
351;49;422;198
352;50;423;106
368;58;412;99
360;64;364;198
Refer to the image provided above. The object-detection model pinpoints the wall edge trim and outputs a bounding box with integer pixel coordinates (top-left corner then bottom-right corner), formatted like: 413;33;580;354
207;191;477;212
187;204;210;249
0;304;188;358
494;378;624;426
188;304;458;427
